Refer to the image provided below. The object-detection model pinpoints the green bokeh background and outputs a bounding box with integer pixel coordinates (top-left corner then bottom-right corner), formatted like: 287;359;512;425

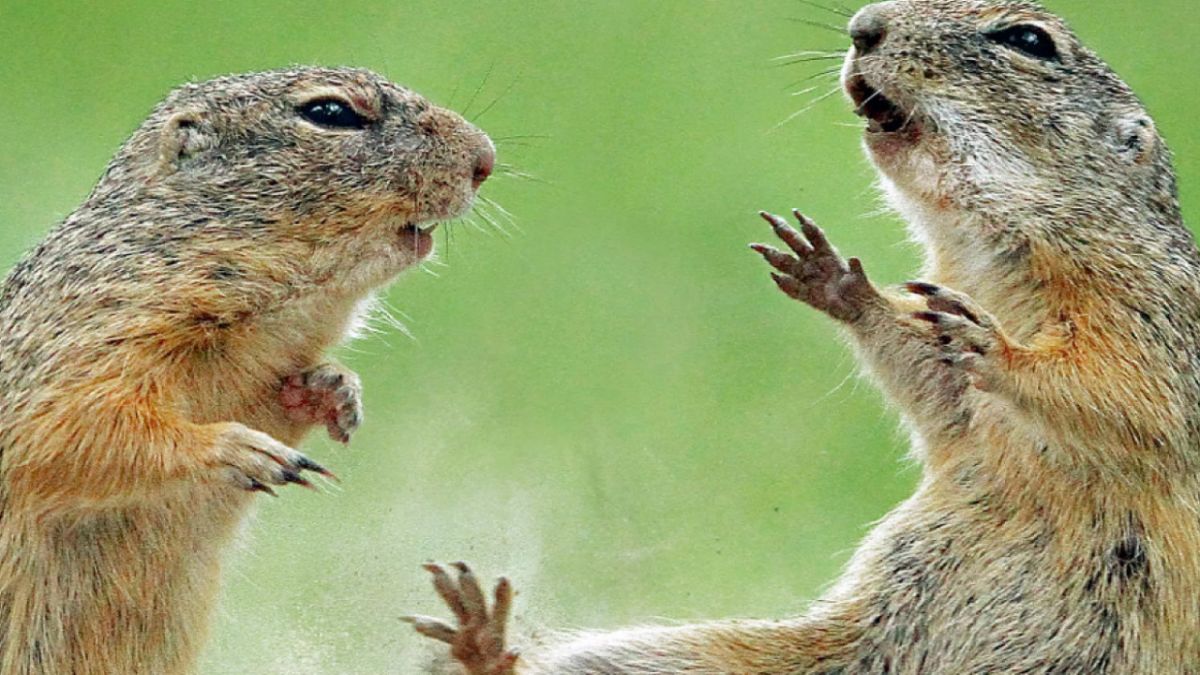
0;2;1196;672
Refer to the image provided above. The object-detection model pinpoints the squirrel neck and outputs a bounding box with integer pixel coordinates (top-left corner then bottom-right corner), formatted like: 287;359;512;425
897;195;1053;340
899;184;1194;344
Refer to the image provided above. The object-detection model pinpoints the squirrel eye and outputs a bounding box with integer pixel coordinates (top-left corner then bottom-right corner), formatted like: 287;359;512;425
298;99;367;130
987;25;1059;61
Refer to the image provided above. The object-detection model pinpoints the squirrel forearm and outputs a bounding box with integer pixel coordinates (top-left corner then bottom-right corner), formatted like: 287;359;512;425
520;616;863;674
3;385;321;513
846;290;978;446
4;399;226;512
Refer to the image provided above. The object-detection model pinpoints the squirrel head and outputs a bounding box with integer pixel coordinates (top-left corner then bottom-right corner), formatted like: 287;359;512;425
89;67;494;289
841;0;1180;237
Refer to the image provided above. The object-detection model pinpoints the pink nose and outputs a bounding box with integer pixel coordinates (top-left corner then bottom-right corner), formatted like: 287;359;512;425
472;146;495;188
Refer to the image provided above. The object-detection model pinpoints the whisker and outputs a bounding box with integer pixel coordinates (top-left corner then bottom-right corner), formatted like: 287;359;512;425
473;202;512;237
785;18;849;36
853;87;885;115
481;199;518;237
367;298;415;342
796;0;854;19
461;213;488;234
496;163;551;186
899;104;921;130
771;54;846;68
785;66;843;91
491;134;552;142
461;62;496;119
790;85;821;98
770;49;845;62
440;221;451;262
472;71;523;123
446;71;466;109
479;196;523;234
770;86;843;133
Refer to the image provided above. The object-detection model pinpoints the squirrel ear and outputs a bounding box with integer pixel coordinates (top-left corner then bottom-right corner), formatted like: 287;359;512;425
1111;112;1158;166
158;111;216;171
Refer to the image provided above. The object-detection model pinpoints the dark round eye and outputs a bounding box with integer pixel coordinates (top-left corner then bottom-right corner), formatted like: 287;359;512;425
298;99;367;130
987;25;1059;61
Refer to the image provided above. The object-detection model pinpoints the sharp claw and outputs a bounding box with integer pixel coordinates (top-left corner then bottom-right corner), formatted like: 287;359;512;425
771;273;803;299
295;455;338;481
926;297;981;325
247;479;278;497
327;422;351;445
402;615;459;644
281;469;318;491
751;244;798;274
494;649;521;672
913;311;942;325
847;256;866;277
905;281;940;296
759;210;787;228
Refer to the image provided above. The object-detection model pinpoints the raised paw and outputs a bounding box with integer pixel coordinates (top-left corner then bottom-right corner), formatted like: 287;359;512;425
752;209;883;324
907;282;1006;390
213;424;336;495
279;363;363;444
405;562;519;675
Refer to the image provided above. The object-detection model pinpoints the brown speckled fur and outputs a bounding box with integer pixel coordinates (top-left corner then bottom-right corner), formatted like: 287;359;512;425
0;66;492;674
415;2;1200;673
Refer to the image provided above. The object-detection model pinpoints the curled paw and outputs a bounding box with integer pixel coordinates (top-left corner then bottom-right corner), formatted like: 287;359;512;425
214;424;335;495
279;363;363;444
907;282;1005;390
752;209;882;323
405;562;519;675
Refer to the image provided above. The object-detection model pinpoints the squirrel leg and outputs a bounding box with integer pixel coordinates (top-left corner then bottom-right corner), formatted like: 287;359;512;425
753;210;980;444
278;362;363;444
6;396;334;512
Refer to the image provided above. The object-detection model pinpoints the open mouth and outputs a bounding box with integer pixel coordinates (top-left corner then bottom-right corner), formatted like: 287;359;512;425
845;73;915;134
397;223;436;258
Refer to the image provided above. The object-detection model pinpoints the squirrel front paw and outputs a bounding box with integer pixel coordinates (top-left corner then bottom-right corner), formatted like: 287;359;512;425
907;282;1007;391
752;210;884;324
405;562;520;675
279;363;363;444
212;424;335;495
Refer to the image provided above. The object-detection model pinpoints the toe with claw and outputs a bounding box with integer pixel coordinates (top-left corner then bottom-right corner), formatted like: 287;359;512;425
907;282;1007;391
406;562;520;675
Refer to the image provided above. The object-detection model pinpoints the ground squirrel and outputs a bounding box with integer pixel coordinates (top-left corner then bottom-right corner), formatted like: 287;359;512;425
0;66;493;674
411;1;1200;672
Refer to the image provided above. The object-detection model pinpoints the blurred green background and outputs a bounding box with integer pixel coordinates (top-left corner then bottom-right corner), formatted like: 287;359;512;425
0;1;1196;672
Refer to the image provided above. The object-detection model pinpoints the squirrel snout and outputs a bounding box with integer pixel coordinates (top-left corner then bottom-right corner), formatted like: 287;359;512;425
849;6;888;55
472;144;495;189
